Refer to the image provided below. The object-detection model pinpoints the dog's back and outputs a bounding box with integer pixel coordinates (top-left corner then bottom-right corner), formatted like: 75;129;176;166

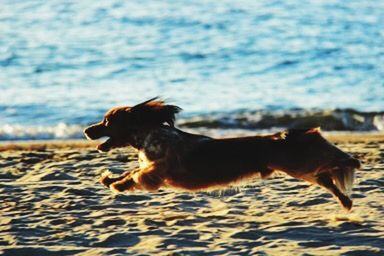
269;128;359;173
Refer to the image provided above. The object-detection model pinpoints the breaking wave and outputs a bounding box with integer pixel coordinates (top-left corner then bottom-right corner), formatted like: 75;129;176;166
0;123;85;141
0;109;383;141
179;109;384;131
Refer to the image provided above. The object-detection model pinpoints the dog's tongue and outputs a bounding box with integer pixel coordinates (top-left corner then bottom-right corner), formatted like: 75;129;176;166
97;138;114;152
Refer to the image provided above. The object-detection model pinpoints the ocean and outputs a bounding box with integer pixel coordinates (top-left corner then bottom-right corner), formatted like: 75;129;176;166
1;0;383;140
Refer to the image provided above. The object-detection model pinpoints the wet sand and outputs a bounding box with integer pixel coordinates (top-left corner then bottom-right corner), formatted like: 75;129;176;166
0;133;383;255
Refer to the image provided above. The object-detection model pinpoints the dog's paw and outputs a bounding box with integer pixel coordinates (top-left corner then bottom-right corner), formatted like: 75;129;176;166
99;170;114;188
110;179;136;193
340;196;353;212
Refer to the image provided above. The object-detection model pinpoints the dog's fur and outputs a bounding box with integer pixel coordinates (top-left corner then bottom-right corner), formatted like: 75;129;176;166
84;98;360;210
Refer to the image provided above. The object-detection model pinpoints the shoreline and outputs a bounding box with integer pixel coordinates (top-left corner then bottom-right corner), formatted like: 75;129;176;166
0;131;383;151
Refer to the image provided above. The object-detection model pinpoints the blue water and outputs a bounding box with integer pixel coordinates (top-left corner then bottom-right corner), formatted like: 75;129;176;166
1;0;384;139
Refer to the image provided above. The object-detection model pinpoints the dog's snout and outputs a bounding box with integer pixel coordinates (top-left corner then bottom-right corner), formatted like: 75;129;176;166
83;127;93;140
84;123;106;140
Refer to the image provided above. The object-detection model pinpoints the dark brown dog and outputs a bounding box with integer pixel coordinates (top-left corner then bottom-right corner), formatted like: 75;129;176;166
84;98;360;210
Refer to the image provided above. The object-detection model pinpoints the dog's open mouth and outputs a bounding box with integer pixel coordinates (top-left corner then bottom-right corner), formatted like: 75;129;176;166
83;125;115;152
84;125;130;152
96;137;130;152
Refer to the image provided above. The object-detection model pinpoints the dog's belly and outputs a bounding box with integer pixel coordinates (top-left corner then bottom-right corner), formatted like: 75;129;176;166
161;141;271;190
164;164;263;191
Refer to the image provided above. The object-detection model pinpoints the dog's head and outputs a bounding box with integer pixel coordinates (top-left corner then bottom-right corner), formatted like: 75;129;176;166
84;98;181;152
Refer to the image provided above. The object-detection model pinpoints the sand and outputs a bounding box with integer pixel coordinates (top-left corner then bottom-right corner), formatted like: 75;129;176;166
0;133;383;255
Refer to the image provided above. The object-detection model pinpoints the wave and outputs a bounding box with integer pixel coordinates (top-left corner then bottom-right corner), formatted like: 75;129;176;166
0;123;85;141
178;109;384;131
0;109;383;141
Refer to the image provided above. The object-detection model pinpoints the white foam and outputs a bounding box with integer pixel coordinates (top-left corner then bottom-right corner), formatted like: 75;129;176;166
0;123;84;140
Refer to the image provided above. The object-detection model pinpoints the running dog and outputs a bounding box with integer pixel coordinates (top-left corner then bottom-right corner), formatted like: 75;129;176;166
84;98;360;210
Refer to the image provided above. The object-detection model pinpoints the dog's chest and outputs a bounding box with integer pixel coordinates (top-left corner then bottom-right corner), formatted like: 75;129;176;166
138;151;153;169
141;130;174;159
136;128;188;169
138;136;167;168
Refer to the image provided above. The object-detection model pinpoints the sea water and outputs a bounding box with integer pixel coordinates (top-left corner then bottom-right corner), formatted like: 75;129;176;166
1;0;383;140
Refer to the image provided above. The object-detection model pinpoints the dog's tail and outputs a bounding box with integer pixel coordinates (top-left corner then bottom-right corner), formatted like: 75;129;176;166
331;158;360;196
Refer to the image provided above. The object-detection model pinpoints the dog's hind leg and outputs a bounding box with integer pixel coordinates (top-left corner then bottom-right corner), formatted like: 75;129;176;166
316;173;352;211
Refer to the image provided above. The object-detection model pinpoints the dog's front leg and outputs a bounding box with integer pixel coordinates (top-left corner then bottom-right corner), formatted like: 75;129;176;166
110;165;164;193
110;175;142;193
100;169;142;191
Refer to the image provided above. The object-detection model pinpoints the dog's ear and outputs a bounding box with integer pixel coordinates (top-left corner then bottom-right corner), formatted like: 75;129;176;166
131;98;182;127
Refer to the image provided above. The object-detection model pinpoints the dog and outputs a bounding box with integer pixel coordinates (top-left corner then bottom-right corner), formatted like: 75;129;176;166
84;98;360;210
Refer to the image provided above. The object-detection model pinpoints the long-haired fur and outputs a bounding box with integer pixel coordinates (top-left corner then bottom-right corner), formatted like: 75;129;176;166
84;99;360;211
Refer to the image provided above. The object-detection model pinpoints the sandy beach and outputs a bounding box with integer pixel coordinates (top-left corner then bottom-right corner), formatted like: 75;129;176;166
0;133;383;255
